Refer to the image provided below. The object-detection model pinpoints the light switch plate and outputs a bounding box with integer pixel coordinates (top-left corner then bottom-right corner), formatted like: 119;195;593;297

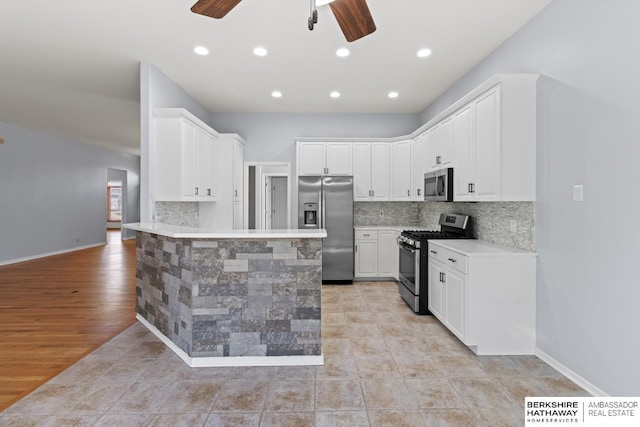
573;185;584;202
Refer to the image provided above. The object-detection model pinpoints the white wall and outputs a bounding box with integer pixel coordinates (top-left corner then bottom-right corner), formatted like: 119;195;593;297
210;113;420;226
420;0;640;396
0;121;140;263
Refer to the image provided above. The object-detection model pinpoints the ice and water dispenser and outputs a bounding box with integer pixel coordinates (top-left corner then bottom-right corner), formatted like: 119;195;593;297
303;202;318;227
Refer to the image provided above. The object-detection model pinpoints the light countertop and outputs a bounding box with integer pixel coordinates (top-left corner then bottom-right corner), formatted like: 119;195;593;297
353;226;433;232
428;239;537;257
123;222;327;239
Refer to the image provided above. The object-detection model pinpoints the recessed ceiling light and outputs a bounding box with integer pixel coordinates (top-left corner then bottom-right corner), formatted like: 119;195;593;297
336;48;350;57
194;46;209;56
271;91;282;98
330;91;341;98
417;48;432;58
388;91;399;99
253;46;268;57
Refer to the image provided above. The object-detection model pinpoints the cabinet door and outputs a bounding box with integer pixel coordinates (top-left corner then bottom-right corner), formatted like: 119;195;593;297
370;143;390;201
196;130;216;200
444;267;467;342
453;104;474;201
298;142;326;175
233;138;244;201
354;240;378;277
428;258;445;321
411;134;427;201
326;143;353;175
390;140;412;201
473;87;500;201
440;117;454;168
352;143;372;201
180;119;198;200
428;124;442;170
233;200;244;229
377;230;397;277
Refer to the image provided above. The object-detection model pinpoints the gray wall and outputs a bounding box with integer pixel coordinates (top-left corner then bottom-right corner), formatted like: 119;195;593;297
420;0;640;395
139;62;213;222
0;121;140;264
210;113;420;226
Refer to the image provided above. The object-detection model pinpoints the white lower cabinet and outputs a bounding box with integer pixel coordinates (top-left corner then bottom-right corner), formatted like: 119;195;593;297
354;228;399;279
354;230;378;277
428;240;536;355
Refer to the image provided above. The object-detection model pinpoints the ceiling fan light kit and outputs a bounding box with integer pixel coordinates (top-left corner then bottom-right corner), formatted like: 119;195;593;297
191;0;376;42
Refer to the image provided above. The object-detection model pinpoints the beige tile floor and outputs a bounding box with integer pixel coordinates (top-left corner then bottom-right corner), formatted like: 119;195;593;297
0;282;589;427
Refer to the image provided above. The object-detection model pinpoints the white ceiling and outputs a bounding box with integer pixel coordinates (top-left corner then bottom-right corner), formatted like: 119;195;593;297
0;0;551;155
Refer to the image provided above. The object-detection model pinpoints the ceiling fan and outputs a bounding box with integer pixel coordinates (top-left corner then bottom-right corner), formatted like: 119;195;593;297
191;0;377;42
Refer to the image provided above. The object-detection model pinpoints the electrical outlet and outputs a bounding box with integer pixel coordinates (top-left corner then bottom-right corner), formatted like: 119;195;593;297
379;210;384;218
573;185;584;202
509;220;517;233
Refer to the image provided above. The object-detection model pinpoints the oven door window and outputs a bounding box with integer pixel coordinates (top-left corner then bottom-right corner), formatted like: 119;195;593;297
398;244;417;294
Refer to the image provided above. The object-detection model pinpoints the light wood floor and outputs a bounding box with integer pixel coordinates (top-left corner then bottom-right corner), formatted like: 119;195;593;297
0;231;137;411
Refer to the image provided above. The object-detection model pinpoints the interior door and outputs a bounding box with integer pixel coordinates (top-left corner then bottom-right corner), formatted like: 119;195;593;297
270;177;288;229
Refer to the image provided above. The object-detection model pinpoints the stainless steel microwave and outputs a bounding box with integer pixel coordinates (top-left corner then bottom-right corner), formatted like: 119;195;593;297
424;168;454;202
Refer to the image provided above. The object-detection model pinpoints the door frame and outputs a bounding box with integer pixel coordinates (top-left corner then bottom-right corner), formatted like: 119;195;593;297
244;162;291;230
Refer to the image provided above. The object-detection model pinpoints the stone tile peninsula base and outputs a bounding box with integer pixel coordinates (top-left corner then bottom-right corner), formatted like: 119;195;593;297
124;223;327;367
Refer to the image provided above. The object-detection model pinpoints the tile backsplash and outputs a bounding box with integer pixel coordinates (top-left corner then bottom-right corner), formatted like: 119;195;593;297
154;202;199;227
354;202;420;227
355;201;535;251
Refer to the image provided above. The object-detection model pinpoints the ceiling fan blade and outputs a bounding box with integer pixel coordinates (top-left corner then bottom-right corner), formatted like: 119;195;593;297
191;0;242;19
329;0;377;42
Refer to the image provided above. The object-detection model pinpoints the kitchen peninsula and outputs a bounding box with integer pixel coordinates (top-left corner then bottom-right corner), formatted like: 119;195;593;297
123;222;326;367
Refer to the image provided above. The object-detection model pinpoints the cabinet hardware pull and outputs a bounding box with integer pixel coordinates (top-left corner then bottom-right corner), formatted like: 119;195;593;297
436;155;441;164
448;258;457;263
355;244;358;252
407;190;410;196
470;183;475;193
363;234;369;237
234;190;238;197
442;273;446;283
372;190;375;197
195;187;199;195
207;188;211;196
430;250;437;254
417;189;421;196
468;183;471;193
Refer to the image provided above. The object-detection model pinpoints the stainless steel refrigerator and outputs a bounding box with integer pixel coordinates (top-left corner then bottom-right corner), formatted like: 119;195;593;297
298;176;354;283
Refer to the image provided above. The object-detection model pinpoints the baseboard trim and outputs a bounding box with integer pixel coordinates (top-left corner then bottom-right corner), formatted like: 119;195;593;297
136;314;324;368
0;242;106;266
535;347;607;397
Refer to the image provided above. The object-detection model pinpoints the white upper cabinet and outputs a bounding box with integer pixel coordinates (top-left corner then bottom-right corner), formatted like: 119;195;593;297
353;142;390;201
426;118;453;171
297;142;352;176
325;143;353;175
153;108;219;202
370;143;390;201
452;75;537;201
411;133;428;201
390;139;412;201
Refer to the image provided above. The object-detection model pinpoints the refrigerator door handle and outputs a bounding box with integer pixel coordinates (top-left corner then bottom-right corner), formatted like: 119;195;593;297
321;188;326;229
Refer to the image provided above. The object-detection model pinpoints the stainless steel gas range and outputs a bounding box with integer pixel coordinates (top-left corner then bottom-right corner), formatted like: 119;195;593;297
396;213;472;314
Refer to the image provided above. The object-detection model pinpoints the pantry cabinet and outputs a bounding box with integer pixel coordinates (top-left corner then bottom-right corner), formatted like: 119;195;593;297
353;143;390;201
198;134;245;229
427;240;536;355
153;108;219;202
297;141;352;176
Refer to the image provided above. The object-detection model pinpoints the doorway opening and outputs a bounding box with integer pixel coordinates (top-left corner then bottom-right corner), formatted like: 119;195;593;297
107;168;128;241
245;163;291;230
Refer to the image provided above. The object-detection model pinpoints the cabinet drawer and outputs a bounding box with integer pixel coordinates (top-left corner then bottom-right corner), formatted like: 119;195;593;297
355;230;378;240
428;243;468;274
